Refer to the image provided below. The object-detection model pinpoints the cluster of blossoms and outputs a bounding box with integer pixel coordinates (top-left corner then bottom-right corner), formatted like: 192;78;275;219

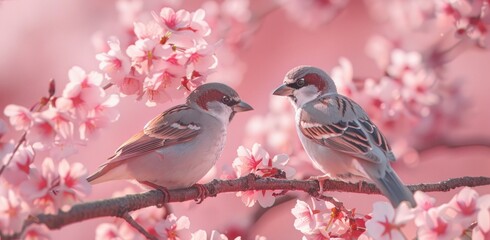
291;197;368;239
366;187;490;239
102;0;261;89
365;0;490;47
95;2;224;106
4;67;119;154
1;0;489;239
96;210;266;240
0;3;218;238
291;187;490;239
229;143;296;208
95;188;266;240
0;66;115;236
244;0;490;167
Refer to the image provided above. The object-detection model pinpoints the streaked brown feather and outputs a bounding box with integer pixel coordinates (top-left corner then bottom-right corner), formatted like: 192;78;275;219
109;105;202;162
300;95;395;163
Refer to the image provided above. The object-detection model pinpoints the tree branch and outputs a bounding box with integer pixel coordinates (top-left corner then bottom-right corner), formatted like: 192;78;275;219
2;174;490;239
122;212;157;240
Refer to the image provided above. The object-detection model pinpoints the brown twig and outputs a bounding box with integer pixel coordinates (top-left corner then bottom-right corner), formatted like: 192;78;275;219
0;132;26;176
0;79;56;177
1;174;489;239
122;212;157;240
103;82;113;90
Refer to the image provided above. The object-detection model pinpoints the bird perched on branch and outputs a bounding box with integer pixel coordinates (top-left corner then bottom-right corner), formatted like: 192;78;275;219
273;66;415;207
87;82;253;199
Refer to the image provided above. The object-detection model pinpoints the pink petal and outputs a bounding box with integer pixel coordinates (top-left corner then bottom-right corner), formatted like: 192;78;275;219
68;66;87;83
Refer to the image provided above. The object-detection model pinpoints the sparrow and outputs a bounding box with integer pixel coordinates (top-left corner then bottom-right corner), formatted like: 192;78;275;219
273;66;415;207
87;82;253;198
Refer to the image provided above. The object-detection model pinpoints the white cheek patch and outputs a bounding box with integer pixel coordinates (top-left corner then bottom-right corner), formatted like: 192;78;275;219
294;85;320;107
205;101;233;125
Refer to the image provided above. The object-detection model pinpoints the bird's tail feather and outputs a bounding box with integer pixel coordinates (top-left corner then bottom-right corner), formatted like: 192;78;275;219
86;160;128;184
373;168;416;207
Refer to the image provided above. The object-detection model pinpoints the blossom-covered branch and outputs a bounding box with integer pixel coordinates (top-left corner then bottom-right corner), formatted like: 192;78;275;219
2;174;489;239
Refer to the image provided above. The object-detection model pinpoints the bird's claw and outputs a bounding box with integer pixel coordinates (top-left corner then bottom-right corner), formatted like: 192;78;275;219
193;183;209;204
139;181;170;207
307;174;332;194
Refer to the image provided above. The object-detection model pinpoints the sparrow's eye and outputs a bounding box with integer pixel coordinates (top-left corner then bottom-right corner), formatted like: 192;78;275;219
297;78;305;87
222;95;231;104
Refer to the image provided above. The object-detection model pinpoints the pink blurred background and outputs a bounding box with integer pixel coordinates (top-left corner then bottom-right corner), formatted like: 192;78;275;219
1;0;489;239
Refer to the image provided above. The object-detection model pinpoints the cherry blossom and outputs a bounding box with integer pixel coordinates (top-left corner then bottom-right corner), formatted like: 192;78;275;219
184;43;218;76
437;0;490;47
112;67;145;96
79;94;120;141
472;226;490;240
365;201;414;240
95;223;135;240
4;104;33;131
154;8;191;32
27;115;57;149
190;9;211;37
292;197;364;239
96;38;131;79
19;158;90;213
2;1;489;239
55;66;106;115
401;70;440;115
2;146;35;186
413;191;437;226
441;187;479;226
191;230;235;240
474;194;490;240
300;228;330;240
232;144;269;178
37;107;73;143
416;206;463;240
57;159;91;209
331;57;356;98
386;49;423;79
21;225;51;240
94;5;219;105
19;158;58;213
141;73;174;107
232;143;295;208
133;21;164;40
126;38;171;74
92;94;121;123
155;214;192;240
0;189;30;233
291;199;328;234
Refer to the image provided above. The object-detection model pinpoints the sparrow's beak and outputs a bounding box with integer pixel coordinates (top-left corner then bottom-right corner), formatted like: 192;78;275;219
233;100;253;112
272;84;294;96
